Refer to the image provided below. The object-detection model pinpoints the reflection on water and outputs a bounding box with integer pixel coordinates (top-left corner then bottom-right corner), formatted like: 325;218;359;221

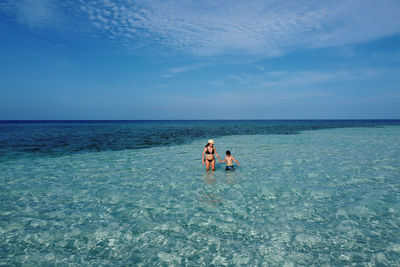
200;171;219;205
199;170;237;205
225;169;236;184
202;171;216;184
199;193;222;205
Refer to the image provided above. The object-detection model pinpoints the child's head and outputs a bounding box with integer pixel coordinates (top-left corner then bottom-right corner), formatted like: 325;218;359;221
226;150;231;156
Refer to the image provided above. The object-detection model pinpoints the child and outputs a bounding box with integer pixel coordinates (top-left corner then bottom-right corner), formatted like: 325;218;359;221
220;150;240;171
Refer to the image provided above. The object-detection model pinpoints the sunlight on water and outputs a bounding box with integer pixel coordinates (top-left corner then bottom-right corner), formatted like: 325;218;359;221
1;126;400;265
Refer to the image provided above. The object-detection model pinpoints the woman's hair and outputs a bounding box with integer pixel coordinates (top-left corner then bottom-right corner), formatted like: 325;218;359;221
205;143;211;147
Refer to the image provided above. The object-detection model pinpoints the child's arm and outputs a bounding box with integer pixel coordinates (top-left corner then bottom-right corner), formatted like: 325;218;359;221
232;156;240;166
220;157;227;163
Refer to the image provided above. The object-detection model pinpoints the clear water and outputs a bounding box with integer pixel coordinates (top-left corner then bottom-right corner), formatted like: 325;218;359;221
1;121;400;265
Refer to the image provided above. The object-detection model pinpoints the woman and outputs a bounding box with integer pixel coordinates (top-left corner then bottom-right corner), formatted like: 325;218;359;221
202;139;221;171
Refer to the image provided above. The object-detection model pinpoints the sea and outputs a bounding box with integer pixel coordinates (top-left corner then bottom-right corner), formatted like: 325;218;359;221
0;120;399;266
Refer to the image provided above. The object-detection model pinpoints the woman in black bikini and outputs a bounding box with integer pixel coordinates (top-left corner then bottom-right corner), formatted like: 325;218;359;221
202;139;221;171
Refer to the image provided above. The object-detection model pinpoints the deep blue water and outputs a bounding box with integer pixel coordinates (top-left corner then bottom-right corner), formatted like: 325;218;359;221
1;120;399;160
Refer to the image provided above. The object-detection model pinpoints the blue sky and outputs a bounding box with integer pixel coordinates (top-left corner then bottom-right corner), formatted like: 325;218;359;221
0;0;400;119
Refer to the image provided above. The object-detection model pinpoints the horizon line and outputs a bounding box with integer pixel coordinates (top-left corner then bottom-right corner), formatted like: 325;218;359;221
1;119;399;122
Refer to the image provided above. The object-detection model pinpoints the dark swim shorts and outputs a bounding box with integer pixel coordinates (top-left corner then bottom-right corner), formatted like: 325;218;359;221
225;166;235;171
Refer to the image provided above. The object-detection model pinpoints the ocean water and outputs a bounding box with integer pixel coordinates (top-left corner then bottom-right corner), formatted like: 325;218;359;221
1;121;400;265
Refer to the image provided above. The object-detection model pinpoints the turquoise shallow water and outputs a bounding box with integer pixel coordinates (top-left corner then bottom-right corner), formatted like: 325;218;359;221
1;125;400;265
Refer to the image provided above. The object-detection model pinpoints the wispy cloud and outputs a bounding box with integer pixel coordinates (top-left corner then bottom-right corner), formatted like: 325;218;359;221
218;68;383;94
163;63;207;78
0;0;59;28
182;68;385;112
2;0;400;56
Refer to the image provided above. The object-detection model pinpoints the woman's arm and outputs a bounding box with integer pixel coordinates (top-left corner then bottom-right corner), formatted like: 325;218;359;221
202;148;206;165
214;148;222;162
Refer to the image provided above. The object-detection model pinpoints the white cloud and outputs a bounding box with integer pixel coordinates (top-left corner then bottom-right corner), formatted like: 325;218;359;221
2;0;400;56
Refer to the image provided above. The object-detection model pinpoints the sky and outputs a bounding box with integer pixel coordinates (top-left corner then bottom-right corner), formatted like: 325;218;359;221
0;0;400;120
